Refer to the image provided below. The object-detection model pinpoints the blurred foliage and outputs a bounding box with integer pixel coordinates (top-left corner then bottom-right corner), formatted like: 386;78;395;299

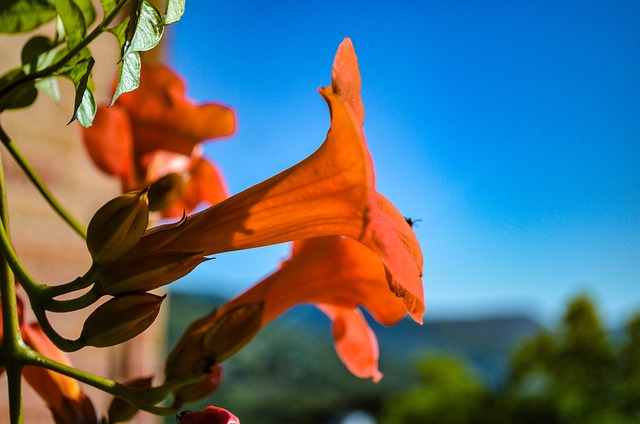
381;295;640;424
166;292;638;423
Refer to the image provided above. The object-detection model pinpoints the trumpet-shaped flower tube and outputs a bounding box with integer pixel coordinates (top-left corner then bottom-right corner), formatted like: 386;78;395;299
82;63;234;217
127;38;423;319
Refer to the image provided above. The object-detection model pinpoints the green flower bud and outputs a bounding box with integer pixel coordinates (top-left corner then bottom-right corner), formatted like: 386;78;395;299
98;250;208;295
203;303;263;363
80;293;165;347
86;190;149;265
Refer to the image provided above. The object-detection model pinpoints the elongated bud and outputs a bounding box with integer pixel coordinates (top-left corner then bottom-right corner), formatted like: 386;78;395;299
165;311;217;383
203;303;263;362
107;376;153;423
172;364;223;405
81;293;165;347
98;250;208;295
87;189;149;264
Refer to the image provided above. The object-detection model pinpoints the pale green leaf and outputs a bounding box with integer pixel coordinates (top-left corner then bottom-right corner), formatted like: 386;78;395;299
0;0;56;33
127;0;163;53
35;76;61;104
111;51;140;105
107;15;130;55
53;0;86;48
57;54;94;125
75;86;96;127
163;0;185;25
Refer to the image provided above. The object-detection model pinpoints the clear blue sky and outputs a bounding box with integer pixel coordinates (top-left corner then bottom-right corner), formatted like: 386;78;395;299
166;1;640;327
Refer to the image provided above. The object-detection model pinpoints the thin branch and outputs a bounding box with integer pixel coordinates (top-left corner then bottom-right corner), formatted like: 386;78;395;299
0;125;86;238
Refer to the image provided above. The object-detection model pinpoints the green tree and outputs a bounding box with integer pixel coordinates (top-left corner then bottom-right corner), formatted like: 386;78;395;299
379;355;501;424
505;295;623;423
615;313;640;420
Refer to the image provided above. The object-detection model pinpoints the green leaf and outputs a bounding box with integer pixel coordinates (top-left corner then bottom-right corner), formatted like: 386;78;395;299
35;76;61;104
108;15;130;55
163;0;185;25
21;35;58;72
56;51;95;125
111;51;140;105
127;0;163;53
75;85;96;127
53;0;86;48
0;0;56;33
73;0;96;27
99;0;116;15
21;35;61;103
0;68;38;111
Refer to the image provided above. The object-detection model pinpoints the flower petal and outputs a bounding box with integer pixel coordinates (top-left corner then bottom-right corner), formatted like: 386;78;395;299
317;304;382;382
116;63;236;157
329;38;364;128
216;236;405;380
160;156;229;218
222;236;407;326
81;104;135;189
171;88;375;253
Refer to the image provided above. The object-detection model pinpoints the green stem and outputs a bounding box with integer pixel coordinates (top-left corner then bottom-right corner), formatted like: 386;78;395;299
21;349;206;416
42;263;100;298
0;125;86;239
0;0;132;100
31;307;85;352
0;149;24;423
43;285;102;313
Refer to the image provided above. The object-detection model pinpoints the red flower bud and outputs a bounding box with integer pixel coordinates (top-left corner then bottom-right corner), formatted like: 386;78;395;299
80;293;165;347
178;406;240;424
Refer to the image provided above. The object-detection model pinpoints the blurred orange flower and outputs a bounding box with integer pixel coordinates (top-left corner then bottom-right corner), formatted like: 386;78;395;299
21;323;96;424
82;63;235;217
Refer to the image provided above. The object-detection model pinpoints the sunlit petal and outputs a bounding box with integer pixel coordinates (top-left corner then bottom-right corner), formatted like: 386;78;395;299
81;104;135;189
318;304;382;382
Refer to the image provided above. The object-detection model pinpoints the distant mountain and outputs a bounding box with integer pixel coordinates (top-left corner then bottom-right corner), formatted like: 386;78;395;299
166;290;540;388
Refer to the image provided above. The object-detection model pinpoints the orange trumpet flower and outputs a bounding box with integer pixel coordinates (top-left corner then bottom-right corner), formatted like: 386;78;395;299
82;63;234;217
162;39;424;383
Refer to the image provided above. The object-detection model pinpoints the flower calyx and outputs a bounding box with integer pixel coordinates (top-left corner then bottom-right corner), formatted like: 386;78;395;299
86;189;149;265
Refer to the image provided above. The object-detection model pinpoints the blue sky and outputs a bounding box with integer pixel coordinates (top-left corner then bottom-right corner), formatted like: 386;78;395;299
167;1;640;326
